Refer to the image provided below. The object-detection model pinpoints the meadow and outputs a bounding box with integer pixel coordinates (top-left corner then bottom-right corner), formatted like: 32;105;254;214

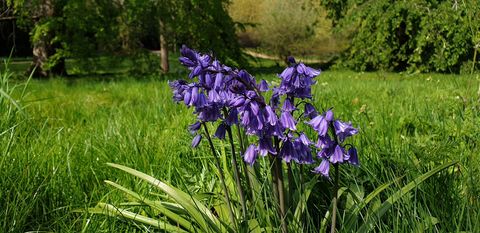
1;66;479;232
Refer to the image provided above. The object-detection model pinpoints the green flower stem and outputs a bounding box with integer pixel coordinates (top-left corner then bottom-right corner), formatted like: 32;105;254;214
276;157;288;233
226;125;247;219
202;123;237;228
236;125;253;199
331;164;339;233
330;121;341;233
274;137;288;233
287;162;294;209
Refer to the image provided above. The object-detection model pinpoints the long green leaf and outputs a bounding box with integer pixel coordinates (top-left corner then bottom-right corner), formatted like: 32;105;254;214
105;180;195;231
107;163;229;233
343;175;405;232
88;203;188;233
357;161;457;233
293;178;317;225
0;88;25;116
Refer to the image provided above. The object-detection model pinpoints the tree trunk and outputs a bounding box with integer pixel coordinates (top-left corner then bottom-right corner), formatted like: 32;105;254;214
31;0;54;77
31;38;49;77
159;19;169;73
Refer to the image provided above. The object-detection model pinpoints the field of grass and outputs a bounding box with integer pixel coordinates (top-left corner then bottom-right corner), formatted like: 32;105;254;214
1;67;479;232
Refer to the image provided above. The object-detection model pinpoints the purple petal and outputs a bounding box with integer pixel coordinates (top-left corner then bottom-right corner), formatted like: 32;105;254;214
214;124;226;140
280;111;296;131
313;159;330;177
348;147;359;166
244;144;258;165
188;121;201;134
329;145;344;164
191;134;202;148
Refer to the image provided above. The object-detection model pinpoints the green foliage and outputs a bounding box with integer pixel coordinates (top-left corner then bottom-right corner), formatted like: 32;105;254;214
8;0;246;73
229;0;339;61
1;67;479;231
324;0;480;73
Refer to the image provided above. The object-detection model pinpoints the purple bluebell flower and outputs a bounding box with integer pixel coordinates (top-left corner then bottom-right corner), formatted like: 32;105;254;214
347;147;359;166
244;144;258;165
188;121;201;135
313;159;330;177
334;120;358;142
280;139;297;163
259;80;269;92
214;123;226;139
192;134;202;148
282;98;296;112
265;105;278;126
280;111;296;131
258;136;276;156
225;109;238;125
308;114;329;136
276;58;321;99
293;135;313;164
329;145;345;164
304;103;318;119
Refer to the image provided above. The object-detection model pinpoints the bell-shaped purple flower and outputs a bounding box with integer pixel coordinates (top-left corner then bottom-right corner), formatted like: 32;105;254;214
304;103;318;119
244;144;258;165
265;105;278;126
329;145;345;164
259;80;269;92
191;134;202;148
188;121;201;135
280;111;296;131
214;123;226;139
313;159;330;177
347;147;359;166
225;109;238;125
308;115;329;136
282;98;296;112
280;139;297;163
334;120;358;142
258;136;276;156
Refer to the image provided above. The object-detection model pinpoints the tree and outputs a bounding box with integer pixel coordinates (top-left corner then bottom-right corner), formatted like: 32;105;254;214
8;0;246;76
321;0;480;73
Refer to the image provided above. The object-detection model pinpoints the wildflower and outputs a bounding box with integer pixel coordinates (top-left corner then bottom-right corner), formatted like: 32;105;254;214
304;103;318;119
313;159;330;177
258;136;276;156
347;147;359;166
192;134;202;148
334;120;358;142
280;111;296;131
276;59;321;99
188;121;201;134
214;123;226;139
329;145;344;164
244;144;258;165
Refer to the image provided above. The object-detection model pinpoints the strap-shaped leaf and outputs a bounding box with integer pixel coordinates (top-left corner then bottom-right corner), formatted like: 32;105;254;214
107;163;231;233
357;160;457;233
88;203;188;233
105;180;195;231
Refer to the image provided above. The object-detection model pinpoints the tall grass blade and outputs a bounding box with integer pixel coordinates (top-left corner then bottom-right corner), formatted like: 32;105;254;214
357;161;458;233
107;162;229;232
104;180;195;231
88;203;188;232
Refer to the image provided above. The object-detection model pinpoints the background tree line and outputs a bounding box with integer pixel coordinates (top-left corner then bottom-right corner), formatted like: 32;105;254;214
1;0;479;75
230;0;479;73
1;0;244;76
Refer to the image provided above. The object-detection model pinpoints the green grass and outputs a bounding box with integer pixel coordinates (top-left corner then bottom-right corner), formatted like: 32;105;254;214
1;70;479;232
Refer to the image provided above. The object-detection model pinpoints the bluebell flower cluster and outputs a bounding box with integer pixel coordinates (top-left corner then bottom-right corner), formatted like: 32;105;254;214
310;110;359;177
170;46;359;177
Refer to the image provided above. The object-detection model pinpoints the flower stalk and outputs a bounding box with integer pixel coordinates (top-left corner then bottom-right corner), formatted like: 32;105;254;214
331;164;339;233
202;123;237;227
226;125;247;219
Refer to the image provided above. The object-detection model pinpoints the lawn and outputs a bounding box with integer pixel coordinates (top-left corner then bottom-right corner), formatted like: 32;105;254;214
1;69;479;232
